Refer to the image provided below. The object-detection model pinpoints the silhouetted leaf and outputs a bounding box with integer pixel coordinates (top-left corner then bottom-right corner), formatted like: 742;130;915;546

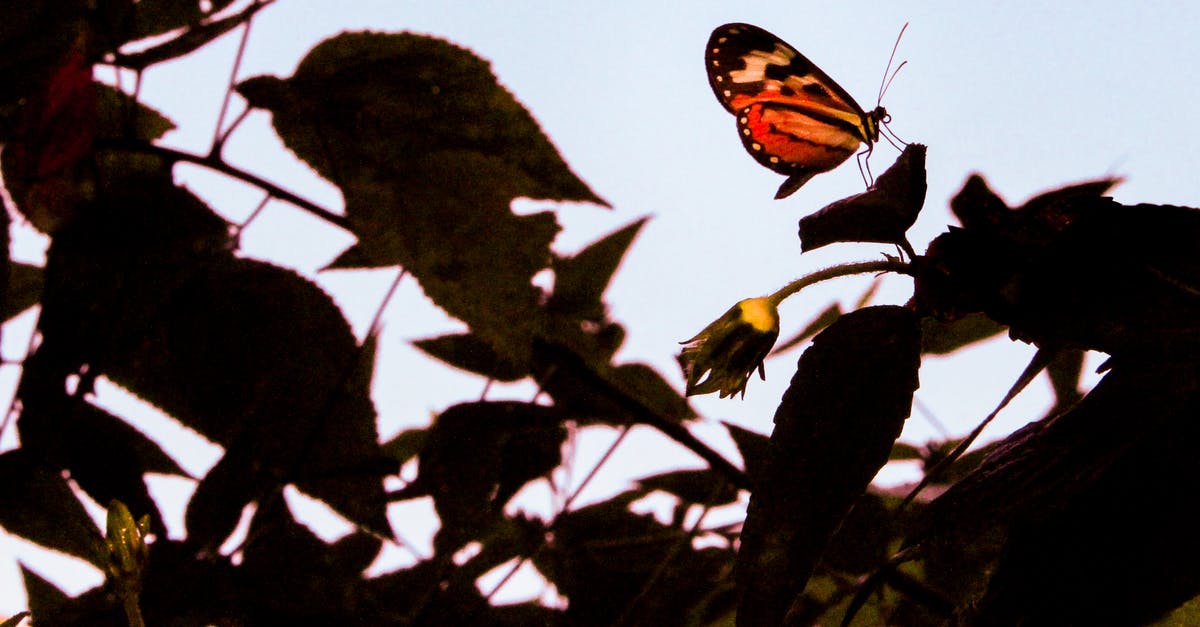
921;183;1200;358
21;563;67;620
773;280;882;357
1;47;95;232
113;1;263;70
93;0;238;44
931;359;1200;625
771;302;841;356
240;31;607;363
724;422;769;488
414;401;567;551
549;217;648;321
294;334;393;537
1;262;41;321
1044;347;1086;416
889;441;923;461
26;171;388;547
799;144;926;254
17;393;184;535
0;2;85;123
919;312;1007;355
821;492;900;575
0;450;103;566
413;332;530;382
381;428;428;467
95;83;176;143
540;351;694;427
637;468;739;508
240;497;383;617
237;31;605;206
535;495;736;625
736;306;921;626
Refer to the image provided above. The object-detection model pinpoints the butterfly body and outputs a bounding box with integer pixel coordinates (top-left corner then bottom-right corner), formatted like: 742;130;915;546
706;23;886;198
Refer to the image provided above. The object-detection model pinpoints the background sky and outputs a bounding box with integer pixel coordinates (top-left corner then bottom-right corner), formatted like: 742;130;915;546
3;0;1199;616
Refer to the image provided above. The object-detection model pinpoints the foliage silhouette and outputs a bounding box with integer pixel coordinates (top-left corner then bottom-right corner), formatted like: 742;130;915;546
2;4;1200;626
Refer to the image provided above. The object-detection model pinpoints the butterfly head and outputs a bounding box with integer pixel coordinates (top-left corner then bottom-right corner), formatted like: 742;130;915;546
864;106;888;144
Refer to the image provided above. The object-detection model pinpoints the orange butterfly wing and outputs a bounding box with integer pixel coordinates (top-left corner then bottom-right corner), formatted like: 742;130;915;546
706;23;885;198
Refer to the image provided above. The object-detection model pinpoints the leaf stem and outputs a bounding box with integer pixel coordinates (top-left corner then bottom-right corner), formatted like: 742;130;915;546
767;258;911;308
97;140;350;230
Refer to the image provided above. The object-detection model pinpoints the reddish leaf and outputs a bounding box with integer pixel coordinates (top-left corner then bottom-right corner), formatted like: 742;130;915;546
8;47;95;180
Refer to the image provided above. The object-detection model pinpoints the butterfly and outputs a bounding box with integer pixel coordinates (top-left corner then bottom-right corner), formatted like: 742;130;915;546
705;23;889;199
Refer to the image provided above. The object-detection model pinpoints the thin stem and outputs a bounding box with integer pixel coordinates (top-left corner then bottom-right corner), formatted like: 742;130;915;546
210;10;256;155
97;140;348;230
767;258;911;308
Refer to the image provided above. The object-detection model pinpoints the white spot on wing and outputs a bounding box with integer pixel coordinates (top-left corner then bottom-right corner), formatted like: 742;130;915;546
729;43;796;84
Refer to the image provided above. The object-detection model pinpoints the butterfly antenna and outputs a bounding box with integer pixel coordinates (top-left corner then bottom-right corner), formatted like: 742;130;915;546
876;22;909;105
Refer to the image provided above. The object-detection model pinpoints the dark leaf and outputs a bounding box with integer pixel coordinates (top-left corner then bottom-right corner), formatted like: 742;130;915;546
107;0;254;68
926;359;1200;625
327;151;561;362
95;83;176;143
413;332;530;382
0;2;86;122
293;333;394;537
94;0;238;45
17;393;184;535
380;428;428;466
241;31;606;360
540;349;694;427
922;191;1200;358
736;305;921;626
948;174;1011;230
773;279;883;357
240;496;383;617
919;312;1007;355
236;31;606;206
799;144;926;253
1044;347;1085;416
770;302;841;356
6;47;94;181
21;563;67;619
1;262;42;321
0;450;104;567
444;514;546;592
821;492;900;575
535;495;735;626
2;46;96;233
724;422;769;488
30;172;388;545
548;216;649;321
135;539;242;624
889;441;923;461
636;468;740;508
414;401;566;551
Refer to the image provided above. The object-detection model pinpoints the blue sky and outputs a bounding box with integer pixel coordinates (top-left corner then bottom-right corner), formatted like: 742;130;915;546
3;0;1198;615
